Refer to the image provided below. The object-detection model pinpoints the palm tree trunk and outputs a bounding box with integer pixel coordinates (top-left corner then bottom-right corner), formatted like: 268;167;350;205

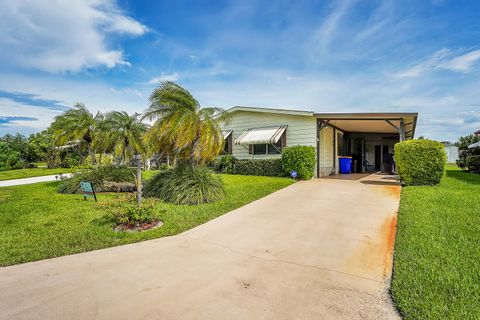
77;144;84;165
189;130;201;167
136;155;142;206
88;143;97;165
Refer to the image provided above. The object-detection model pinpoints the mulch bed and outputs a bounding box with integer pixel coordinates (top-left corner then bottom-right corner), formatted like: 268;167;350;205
114;220;163;232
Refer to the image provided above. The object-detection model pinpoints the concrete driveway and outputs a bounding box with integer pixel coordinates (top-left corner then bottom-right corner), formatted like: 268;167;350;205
0;174;401;320
0;174;71;187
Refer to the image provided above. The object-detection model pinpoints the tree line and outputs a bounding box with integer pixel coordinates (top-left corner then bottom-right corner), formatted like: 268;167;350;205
0;81;228;171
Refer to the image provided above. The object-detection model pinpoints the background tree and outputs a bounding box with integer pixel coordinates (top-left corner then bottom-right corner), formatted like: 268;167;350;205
143;81;226;167
455;134;480;168
0;140;23;171
26;129;58;166
50;103;101;165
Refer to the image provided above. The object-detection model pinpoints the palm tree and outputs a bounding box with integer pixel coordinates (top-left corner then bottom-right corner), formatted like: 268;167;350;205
100;111;148;205
50;103;100;165
100;111;148;163
143;81;226;166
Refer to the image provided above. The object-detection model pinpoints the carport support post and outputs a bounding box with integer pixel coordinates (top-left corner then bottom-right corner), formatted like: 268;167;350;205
399;120;405;142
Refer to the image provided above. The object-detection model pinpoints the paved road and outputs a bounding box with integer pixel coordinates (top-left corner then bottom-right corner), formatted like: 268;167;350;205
0;174;401;320
0;174;72;187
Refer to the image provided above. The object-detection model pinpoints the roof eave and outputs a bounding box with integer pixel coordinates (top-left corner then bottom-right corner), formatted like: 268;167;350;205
226;106;314;117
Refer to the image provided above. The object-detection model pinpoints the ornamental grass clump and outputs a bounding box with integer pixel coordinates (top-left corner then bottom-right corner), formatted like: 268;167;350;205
58;164;135;194
144;165;225;205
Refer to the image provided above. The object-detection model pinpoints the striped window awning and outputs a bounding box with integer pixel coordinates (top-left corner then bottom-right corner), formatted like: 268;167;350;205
234;125;287;145
222;130;233;139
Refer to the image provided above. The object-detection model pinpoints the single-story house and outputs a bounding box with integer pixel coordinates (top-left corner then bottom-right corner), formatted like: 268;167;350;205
220;106;418;177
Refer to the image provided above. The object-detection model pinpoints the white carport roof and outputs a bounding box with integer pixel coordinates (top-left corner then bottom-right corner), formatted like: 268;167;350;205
234;125;287;145
315;113;418;140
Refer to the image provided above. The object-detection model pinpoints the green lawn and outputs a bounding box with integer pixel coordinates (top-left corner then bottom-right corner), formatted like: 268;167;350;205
392;165;480;319
0;174;294;266
0;167;70;181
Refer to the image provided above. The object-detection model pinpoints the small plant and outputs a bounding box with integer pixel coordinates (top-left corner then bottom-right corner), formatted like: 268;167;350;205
144;165;225;205
213;154;236;174
99;194;162;230
281;145;316;180
395;139;446;186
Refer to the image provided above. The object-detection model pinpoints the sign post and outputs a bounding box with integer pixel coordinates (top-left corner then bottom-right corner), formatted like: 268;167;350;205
80;181;97;202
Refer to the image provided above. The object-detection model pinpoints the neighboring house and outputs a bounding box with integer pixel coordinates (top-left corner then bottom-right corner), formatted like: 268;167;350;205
220;106;418;177
442;142;459;163
474;130;480;136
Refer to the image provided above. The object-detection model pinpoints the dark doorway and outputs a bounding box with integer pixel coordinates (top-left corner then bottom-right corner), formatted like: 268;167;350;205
374;145;381;170
353;138;364;173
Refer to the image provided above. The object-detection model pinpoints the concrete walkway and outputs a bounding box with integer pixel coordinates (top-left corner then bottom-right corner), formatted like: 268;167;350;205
0;174;71;187
0;174;401;320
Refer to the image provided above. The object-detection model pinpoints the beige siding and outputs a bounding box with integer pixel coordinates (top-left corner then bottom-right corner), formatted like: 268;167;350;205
220;111;317;160
318;126;343;177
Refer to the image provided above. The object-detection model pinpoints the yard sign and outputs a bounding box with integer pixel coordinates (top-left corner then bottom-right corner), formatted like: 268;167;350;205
80;181;97;202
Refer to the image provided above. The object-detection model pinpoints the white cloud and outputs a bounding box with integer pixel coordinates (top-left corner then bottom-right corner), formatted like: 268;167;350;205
148;73;180;84
313;0;356;51
439;50;480;72
395;48;480;78
0;98;62;133
0;0;148;73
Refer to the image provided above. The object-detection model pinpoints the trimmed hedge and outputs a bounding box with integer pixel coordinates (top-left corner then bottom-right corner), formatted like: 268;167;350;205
212;145;317;179
394;139;446;186
232;158;286;177
466;155;480;173
281;145;316;180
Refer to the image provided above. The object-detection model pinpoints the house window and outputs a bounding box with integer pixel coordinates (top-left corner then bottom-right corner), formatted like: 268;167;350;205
249;132;286;155
222;133;232;155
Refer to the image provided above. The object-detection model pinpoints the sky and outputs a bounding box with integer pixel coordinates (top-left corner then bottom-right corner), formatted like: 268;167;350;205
0;0;479;141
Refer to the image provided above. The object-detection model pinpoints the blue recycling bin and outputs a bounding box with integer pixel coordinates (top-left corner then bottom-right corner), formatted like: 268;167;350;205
339;156;352;174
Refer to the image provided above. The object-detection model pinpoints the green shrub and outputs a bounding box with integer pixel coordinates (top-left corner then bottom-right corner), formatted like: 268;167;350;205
144;165;225;205
232;158;285;177
456;158;465;169
281;145;316;180
58;164;135;194
0;142;24;171
99;194;160;228
213;155;236;174
466;155;480;173
394;139;446;186
60;152;80;168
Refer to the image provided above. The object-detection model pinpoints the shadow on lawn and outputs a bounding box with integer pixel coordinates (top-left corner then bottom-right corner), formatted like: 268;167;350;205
445;169;480;185
91;214;114;227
